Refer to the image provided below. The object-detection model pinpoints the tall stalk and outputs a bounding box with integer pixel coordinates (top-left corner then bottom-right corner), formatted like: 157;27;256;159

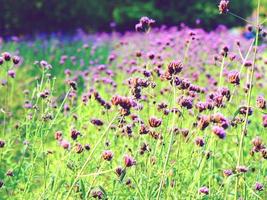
234;0;261;199
156;76;177;200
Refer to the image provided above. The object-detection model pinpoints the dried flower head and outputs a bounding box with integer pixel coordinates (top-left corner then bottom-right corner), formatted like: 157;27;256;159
124;154;136;167
254;182;264;191
198;186;209;195
102;150;114;161
148;116;162;128
219;0;229;14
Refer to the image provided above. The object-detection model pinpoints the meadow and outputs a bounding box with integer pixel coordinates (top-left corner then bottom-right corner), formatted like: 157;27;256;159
0;1;267;199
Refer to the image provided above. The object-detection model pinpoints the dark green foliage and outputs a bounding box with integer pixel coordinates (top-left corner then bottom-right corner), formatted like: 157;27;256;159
0;0;254;36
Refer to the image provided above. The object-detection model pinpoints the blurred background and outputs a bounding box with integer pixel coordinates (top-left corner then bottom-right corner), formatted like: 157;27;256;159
0;0;266;36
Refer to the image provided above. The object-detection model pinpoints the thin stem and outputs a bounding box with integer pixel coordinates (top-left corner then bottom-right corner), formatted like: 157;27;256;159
64;113;118;200
234;0;261;199
228;12;256;26
156;76;177;199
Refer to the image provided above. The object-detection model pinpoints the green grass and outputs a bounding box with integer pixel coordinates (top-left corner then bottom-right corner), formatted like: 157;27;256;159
0;28;267;200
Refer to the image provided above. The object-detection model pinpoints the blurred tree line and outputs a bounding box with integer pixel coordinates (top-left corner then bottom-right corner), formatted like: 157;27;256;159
0;0;254;36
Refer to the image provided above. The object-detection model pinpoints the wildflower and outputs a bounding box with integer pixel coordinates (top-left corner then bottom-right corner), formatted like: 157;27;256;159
181;129;189;138
102;150;114;161
221;45;229;56
180;79;191;90
219;87;231;101
75;143;84;154
60;139;71;150
223;169;233;177
228;71;240;85
108;54;116;63
244;61;252;67
6;169;14;177
40;60;48;68
239;106;253;116
68;80;77;90
70;129;81;140
254;182;264;191
211;113;229;129
115;166;124;177
84;144;91;151
121;125;133;137
139;124;150;134
64;104;70;112
256;96;266;109
135;23;143;32
178;96;193;109
212;126;226;139
218;0;229;14
135;16;155;33
91;119;104;126
252;136;264;152
197;115;210;130
148;116;162;128
236;166;248;173
167;61;183;76
2;52;11;61
195;137;205;147
39;89;50;99
111;95;133;110
54;131;63;141
8;70;16;78
0;140;5;148
91;189;104;199
148;52;155;60
124;154;136;167
198;186;209;195
12;56;20;65
246;25;253;32
136;51;142;57
94;92;111;109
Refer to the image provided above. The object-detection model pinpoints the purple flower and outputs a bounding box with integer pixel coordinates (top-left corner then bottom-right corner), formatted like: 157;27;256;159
12;56;21;65
8;70;16;78
195;137;205;147
236;166;248;173
218;0;229;14
102;150;114;161
135;16;155;33
148;116;162;128
124;154;136;167
256;95;266;109
228;70;240;85
198;186;209;195
115;166;124;177
0;140;5;148
254;182;264;191
212;126;226;139
2;52;11;61
223;169;233;177
60;139;71;150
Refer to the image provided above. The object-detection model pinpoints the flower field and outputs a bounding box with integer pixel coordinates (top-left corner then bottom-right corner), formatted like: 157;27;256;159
0;1;267;199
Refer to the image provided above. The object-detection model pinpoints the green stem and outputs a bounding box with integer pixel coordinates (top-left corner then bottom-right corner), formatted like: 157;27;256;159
234;1;261;199
156;77;177;199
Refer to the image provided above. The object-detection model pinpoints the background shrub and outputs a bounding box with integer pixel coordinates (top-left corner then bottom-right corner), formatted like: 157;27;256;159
0;0;254;36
